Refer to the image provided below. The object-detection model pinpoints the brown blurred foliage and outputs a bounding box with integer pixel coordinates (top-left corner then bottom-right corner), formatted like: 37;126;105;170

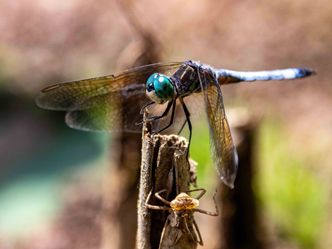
1;0;331;137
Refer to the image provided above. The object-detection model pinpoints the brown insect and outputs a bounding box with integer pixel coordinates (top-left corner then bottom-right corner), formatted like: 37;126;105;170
146;188;219;248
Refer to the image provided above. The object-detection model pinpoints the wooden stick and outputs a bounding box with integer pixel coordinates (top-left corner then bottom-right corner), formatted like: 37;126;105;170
136;111;195;249
137;112;154;249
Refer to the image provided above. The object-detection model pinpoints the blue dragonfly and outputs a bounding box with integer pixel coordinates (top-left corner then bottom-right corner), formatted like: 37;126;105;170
36;60;314;188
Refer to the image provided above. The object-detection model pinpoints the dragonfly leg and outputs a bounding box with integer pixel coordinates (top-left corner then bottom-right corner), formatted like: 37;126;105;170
177;119;187;135
179;97;192;158
149;100;173;121
136;100;173;126
139;101;155;114
154;99;176;133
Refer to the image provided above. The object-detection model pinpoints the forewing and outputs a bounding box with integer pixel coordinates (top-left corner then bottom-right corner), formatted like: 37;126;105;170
36;62;182;132
201;82;238;188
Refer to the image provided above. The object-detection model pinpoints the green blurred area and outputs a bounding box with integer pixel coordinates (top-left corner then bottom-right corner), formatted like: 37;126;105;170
0;129;108;239
191;118;330;249
190;122;214;187
257;120;329;249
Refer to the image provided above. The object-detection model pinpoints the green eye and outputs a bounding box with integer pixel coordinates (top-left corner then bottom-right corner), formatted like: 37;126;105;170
146;73;174;103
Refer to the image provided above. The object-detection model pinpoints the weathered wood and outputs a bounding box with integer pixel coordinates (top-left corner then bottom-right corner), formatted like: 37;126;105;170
137;111;198;249
137;115;154;249
156;143;196;249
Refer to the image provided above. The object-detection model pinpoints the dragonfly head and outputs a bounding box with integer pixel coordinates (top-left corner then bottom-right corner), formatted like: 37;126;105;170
146;73;175;104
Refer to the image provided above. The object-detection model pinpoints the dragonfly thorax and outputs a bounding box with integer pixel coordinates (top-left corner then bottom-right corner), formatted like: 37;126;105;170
146;73;175;104
170;61;208;96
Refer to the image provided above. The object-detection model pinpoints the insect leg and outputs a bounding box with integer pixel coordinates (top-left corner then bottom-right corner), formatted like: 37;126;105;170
186;188;206;200
154;189;172;206
193;218;204;245
136;100;174;126
154;99;177;133
139;101;155;114
145;190;171;211
148;100;174;121
179;97;192;158
194;190;219;216
183;216;201;245
158;216;173;248
177;118;187;135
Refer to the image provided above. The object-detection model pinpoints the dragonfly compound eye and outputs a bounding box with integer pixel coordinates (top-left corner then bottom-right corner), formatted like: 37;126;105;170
146;73;174;104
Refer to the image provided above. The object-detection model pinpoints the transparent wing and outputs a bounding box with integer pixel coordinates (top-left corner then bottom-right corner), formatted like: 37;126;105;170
65;87;148;132
36;62;182;132
201;79;238;188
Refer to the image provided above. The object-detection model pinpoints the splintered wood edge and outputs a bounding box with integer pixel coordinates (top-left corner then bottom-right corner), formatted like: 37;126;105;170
137;111;154;249
153;134;189;199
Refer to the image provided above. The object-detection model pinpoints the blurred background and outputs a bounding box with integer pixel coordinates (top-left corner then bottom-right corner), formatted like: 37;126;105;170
0;0;331;248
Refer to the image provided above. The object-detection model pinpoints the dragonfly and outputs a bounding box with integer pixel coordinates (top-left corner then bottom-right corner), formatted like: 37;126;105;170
36;60;314;188
145;188;218;248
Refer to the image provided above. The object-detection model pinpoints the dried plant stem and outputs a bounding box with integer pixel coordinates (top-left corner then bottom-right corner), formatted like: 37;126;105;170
136;112;194;249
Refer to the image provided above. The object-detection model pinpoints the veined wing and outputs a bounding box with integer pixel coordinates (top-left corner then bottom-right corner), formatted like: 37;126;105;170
36;62;182;132
201;78;238;188
64;89;149;132
216;67;314;84
36;62;182;110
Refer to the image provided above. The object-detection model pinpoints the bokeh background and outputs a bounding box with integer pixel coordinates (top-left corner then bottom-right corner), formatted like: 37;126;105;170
0;0;331;248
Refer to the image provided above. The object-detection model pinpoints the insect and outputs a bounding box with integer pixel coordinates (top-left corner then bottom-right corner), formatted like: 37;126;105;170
145;188;218;248
36;60;314;187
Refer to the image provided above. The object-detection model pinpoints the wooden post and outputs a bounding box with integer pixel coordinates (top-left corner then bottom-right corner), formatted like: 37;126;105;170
218;111;265;249
137;112;196;249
